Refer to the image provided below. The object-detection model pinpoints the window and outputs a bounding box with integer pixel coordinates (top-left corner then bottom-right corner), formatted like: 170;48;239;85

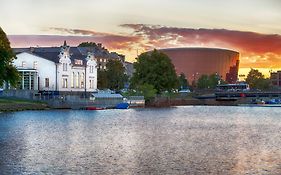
81;73;84;88
45;78;49;88
76;72;80;88
74;59;83;65
71;72;75;88
89;79;94;89
90;66;94;73
63;63;67;71
33;61;38;69
22;61;26;67
62;78;68;88
18;71;35;90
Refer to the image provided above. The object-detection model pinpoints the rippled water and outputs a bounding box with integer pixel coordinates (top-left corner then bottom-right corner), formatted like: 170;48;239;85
0;106;281;174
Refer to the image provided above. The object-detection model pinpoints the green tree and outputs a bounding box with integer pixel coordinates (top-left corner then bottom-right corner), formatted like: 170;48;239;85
97;69;108;89
130;49;179;93
208;73;220;88
245;68;270;90
178;73;189;90
196;73;221;89
137;83;157;101
197;74;209;89
78;42;98;47
106;59;128;91
122;83;157;102
0;27;19;87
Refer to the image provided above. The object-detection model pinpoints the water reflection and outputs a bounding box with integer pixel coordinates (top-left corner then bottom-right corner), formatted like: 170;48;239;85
0;107;281;174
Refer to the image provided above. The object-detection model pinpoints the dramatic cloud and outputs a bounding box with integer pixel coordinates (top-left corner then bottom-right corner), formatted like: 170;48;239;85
49;28;118;37
121;24;281;68
8;25;281;68
9;27;143;51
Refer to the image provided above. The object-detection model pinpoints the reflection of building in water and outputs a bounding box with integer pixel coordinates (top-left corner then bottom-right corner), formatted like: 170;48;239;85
156;47;240;84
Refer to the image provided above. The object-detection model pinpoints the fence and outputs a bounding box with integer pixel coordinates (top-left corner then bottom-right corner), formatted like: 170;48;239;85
1;90;145;109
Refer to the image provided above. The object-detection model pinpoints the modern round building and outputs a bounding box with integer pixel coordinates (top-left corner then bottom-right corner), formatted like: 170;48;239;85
158;48;240;84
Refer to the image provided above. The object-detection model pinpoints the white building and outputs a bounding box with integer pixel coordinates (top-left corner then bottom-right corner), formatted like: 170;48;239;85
12;41;97;93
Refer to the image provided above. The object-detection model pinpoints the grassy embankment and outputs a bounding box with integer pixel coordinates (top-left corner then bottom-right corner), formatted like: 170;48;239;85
0;98;49;112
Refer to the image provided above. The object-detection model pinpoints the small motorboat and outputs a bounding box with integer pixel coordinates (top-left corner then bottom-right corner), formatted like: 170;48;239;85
85;106;105;110
116;102;129;109
265;99;281;104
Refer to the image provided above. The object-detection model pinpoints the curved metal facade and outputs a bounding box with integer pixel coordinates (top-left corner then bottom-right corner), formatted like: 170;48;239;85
158;48;240;84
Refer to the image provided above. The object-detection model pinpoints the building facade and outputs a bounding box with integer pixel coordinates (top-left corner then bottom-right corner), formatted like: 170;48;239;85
270;71;281;88
158;47;240;84
76;43;126;71
13;41;98;92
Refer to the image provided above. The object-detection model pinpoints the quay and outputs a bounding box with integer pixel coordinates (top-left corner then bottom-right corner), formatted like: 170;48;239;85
215;91;281;99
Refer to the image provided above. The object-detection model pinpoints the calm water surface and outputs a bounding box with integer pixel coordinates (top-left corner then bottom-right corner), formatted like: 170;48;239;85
0;106;281;175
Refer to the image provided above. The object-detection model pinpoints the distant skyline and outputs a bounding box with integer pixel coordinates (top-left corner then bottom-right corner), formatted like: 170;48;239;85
1;0;281;75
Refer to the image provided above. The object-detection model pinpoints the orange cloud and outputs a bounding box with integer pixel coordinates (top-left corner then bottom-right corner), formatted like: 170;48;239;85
121;24;281;68
8;25;281;68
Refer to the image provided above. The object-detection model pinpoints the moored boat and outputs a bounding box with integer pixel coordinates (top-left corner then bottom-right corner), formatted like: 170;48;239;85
85;106;105;110
116;102;129;109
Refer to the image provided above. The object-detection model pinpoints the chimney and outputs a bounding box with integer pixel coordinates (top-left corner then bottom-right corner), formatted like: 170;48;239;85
30;47;35;52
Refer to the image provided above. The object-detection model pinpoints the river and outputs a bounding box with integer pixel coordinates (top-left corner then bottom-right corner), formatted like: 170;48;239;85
0;106;281;174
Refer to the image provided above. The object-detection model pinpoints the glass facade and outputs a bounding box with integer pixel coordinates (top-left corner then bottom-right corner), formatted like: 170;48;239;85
17;70;37;90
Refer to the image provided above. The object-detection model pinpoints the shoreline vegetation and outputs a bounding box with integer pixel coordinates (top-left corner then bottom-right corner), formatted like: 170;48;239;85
0;98;49;112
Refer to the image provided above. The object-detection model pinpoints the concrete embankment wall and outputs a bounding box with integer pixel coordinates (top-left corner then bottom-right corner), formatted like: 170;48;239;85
146;96;253;107
146;97;202;107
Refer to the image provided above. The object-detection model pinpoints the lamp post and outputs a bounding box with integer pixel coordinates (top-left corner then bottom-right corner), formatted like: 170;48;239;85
84;64;87;99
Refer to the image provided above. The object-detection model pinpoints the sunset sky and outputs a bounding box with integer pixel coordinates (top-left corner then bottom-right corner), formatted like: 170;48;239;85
1;0;281;77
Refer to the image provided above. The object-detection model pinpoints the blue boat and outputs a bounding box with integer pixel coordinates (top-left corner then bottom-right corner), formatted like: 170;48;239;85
265;99;280;104
116;102;129;109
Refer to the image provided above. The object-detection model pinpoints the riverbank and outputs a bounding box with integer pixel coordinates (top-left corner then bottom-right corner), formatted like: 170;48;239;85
145;95;251;107
0;94;256;112
0;98;49;112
